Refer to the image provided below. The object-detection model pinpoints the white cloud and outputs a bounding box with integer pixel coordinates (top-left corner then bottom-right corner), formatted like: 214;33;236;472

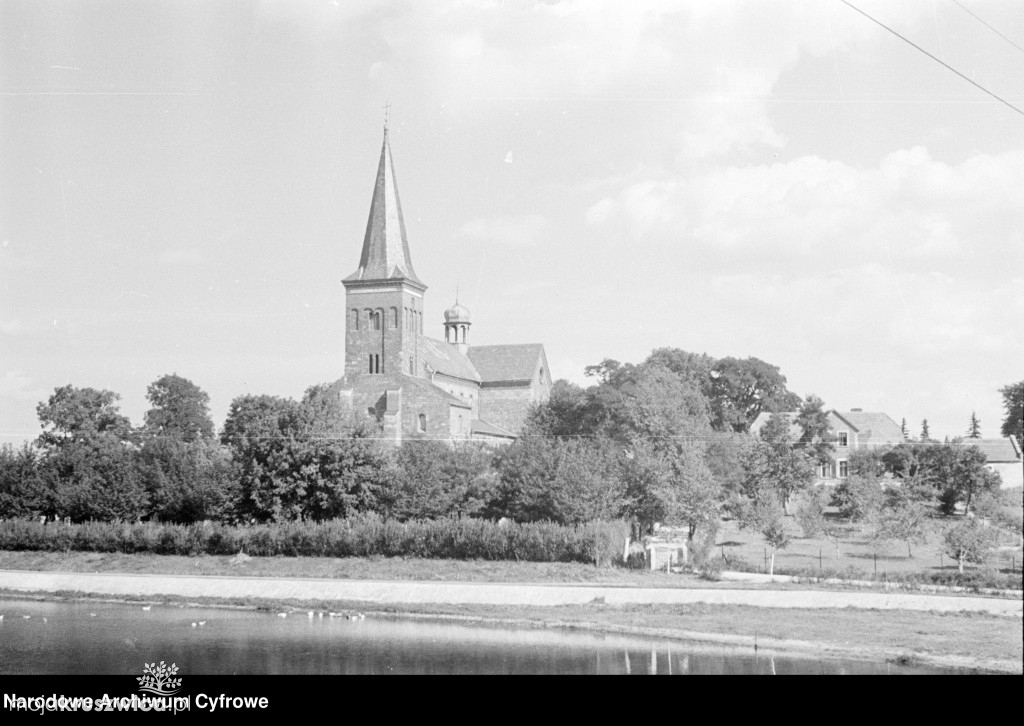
587;147;1024;268
1;319;26;335
461;214;549;247
158;248;206;266
0;370;47;403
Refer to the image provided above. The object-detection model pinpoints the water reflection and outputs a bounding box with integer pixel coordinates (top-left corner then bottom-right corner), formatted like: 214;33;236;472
0;599;959;675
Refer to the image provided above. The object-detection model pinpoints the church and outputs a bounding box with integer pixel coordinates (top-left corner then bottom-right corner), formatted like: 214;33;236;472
338;129;552;445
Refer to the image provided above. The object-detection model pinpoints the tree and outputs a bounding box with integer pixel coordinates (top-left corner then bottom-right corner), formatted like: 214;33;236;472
36;385;132;447
943;518;996;574
521;380;594;439
967;411;981;439
742;413;817;515
877;490;929;558
490;435;624;524
795;489;845;557
920;419;931;442
221;387;395;522
999;381;1023;441
0;443;50;519
643;348;715;399
831;472;885;527
707;357;801;433
137;437;231;523
143;374;215;441
38;436;147;522
793;394;835;467
900;418;908;439
740;496;790;577
33;385;144;521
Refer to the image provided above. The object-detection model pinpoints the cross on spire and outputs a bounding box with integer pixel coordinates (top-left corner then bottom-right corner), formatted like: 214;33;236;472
383;101;391;133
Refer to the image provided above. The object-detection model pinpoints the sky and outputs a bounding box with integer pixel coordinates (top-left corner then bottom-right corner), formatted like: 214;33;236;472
1;0;1022;445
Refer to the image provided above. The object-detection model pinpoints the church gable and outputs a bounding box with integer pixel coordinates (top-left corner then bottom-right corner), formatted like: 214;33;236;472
419;336;481;383
468;344;546;385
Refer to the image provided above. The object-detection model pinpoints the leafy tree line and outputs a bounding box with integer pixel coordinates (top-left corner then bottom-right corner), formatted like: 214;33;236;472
0;350;801;530
0;364;1012;567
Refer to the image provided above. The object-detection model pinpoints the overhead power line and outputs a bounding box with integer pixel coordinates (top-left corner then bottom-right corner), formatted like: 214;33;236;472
838;0;1024;118
950;0;1024;55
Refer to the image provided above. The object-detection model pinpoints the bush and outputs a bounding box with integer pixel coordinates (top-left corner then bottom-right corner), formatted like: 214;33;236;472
0;517;629;566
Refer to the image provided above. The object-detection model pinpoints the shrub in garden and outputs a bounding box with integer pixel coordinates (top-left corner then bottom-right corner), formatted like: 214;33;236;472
943;517;997;574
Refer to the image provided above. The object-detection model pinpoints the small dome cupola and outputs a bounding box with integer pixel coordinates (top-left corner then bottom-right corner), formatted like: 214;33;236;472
444;300;471;347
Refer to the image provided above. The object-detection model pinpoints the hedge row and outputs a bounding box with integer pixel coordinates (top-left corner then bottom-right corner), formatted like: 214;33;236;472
0;516;629;566
708;556;1022;591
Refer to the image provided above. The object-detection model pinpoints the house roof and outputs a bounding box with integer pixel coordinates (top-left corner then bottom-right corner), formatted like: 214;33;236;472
831;410;905;445
420;336;481;383
749;412;801;441
467;344;544;383
749;409;906;446
343;130;423;286
952;437;1022;463
471;419;516;438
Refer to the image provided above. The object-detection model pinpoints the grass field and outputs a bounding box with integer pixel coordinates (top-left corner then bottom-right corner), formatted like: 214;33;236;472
704;510;1023;579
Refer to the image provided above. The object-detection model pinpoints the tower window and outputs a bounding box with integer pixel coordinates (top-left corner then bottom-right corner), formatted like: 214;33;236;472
390;307;398;329
418;413;427;433
368;354;373;374
351;309;359;331
371;311;381;331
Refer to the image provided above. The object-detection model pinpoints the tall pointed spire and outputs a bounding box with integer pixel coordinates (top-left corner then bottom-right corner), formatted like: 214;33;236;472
344;128;423;286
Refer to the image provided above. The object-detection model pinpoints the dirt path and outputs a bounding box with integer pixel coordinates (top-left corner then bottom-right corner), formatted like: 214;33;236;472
1;569;1020;616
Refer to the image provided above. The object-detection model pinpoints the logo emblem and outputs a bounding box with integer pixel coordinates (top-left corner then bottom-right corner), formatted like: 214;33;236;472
137;662;182;696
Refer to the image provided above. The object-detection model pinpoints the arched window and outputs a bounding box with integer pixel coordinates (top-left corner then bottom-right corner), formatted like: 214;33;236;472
370;310;381;331
368;354;373;374
390;307;398;329
418;413;427;433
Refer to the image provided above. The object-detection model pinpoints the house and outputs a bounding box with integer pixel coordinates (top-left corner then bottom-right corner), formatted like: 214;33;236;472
748;408;906;480
337;128;551;445
951;437;1023;489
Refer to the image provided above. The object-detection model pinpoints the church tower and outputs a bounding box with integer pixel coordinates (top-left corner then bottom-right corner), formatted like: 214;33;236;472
342;129;426;380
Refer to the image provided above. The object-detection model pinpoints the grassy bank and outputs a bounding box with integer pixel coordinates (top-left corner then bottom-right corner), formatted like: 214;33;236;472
3;589;1019;674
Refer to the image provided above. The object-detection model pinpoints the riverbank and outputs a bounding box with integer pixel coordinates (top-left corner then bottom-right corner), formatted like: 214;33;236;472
3;589;1019;674
2;551;1020;674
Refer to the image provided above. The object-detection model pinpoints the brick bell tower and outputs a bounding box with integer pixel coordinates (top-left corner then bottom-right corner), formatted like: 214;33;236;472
342;128;426;381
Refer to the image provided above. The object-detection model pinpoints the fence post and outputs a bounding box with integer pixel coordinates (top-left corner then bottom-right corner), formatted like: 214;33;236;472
873;552;877;573
764;547;768;574
819;549;822;571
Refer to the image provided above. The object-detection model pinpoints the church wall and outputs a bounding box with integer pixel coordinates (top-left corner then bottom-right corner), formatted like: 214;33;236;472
477;384;535;434
430;373;479;417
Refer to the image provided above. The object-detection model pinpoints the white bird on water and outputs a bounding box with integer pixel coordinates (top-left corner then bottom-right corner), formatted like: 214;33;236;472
90;613;97;618
307;611;314;619
191;623;197;628
23;615;31;620
142;606;151;612
277;612;287;618
198;621;206;627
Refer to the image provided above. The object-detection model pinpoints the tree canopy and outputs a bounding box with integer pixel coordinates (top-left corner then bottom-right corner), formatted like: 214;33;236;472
999;381;1023;441
143;374;215;441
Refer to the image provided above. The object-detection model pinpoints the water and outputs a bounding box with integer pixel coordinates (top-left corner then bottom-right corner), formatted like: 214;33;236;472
0;599;959;675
